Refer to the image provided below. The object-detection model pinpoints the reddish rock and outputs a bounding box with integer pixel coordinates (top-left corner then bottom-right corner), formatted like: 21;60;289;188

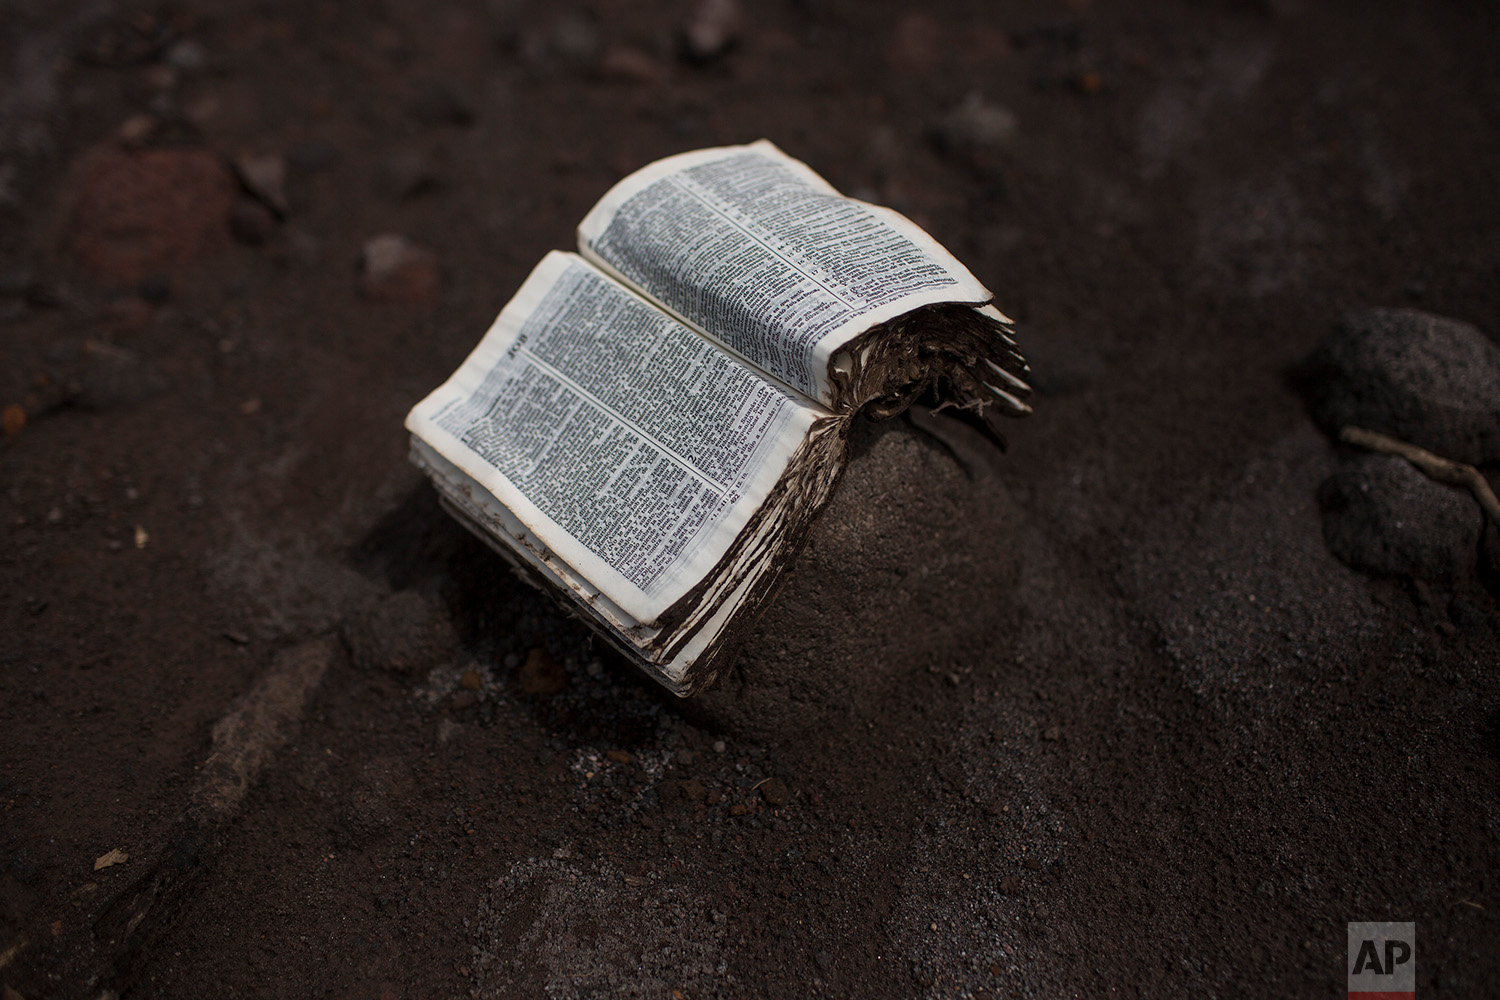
517;646;566;695
358;234;440;304
69;149;236;284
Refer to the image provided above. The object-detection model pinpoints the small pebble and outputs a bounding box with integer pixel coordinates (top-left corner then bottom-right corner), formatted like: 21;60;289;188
358;234;440;304
682;0;742;62
117;114;156;148
233;153;289;217
1300;308;1500;465
934;92;1018;153
759;777;789;807
165;39;207;73
459;669;482;691
605;749;632;764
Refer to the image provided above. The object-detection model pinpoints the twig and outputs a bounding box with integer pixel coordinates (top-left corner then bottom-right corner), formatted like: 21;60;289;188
1340;425;1500;526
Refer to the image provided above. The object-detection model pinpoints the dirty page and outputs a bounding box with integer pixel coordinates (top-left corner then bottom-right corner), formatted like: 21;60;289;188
577;140;992;407
405;251;819;624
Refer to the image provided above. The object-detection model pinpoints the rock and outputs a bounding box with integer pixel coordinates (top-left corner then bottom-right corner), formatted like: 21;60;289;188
233;152;289;216
758;777;789;807
934;92;1018;154
459;669;483;691
192;637;336;822
605;749;632;764
679;779;707;802
1042;726;1061;742
69;149;236;283
165;39;208;74
1318;454;1481;580
343;589;458;677
682;0;742;62
518;647;567;695
1299;308;1500;465
357;234;440;303
116;114;157;148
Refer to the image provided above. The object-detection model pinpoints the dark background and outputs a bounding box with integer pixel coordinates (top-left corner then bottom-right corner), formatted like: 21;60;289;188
2;0;1497;996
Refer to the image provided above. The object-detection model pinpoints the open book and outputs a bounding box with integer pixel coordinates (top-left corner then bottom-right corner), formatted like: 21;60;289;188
405;141;1030;695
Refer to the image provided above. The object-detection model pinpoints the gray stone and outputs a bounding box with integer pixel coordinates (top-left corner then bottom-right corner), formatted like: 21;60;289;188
933;92;1018;154
1300;308;1500;465
1317;454;1481;580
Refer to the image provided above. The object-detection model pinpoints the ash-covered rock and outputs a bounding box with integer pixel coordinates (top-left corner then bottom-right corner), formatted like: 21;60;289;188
1299;308;1500;465
1318;454;1481;580
343;588;459;677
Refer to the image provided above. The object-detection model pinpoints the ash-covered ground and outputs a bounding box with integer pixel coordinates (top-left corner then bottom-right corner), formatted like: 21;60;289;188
2;1;1498;997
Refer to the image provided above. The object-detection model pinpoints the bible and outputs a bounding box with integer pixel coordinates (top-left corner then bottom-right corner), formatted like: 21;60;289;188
405;141;1031;695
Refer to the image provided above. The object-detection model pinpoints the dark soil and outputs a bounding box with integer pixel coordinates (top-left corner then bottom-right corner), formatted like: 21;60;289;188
3;1;1498;997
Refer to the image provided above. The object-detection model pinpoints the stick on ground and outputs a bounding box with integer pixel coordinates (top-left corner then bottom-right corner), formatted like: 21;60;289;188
1340;425;1500;526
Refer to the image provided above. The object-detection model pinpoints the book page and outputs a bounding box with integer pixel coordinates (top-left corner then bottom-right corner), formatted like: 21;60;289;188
577;140;992;406
405;251;820;623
